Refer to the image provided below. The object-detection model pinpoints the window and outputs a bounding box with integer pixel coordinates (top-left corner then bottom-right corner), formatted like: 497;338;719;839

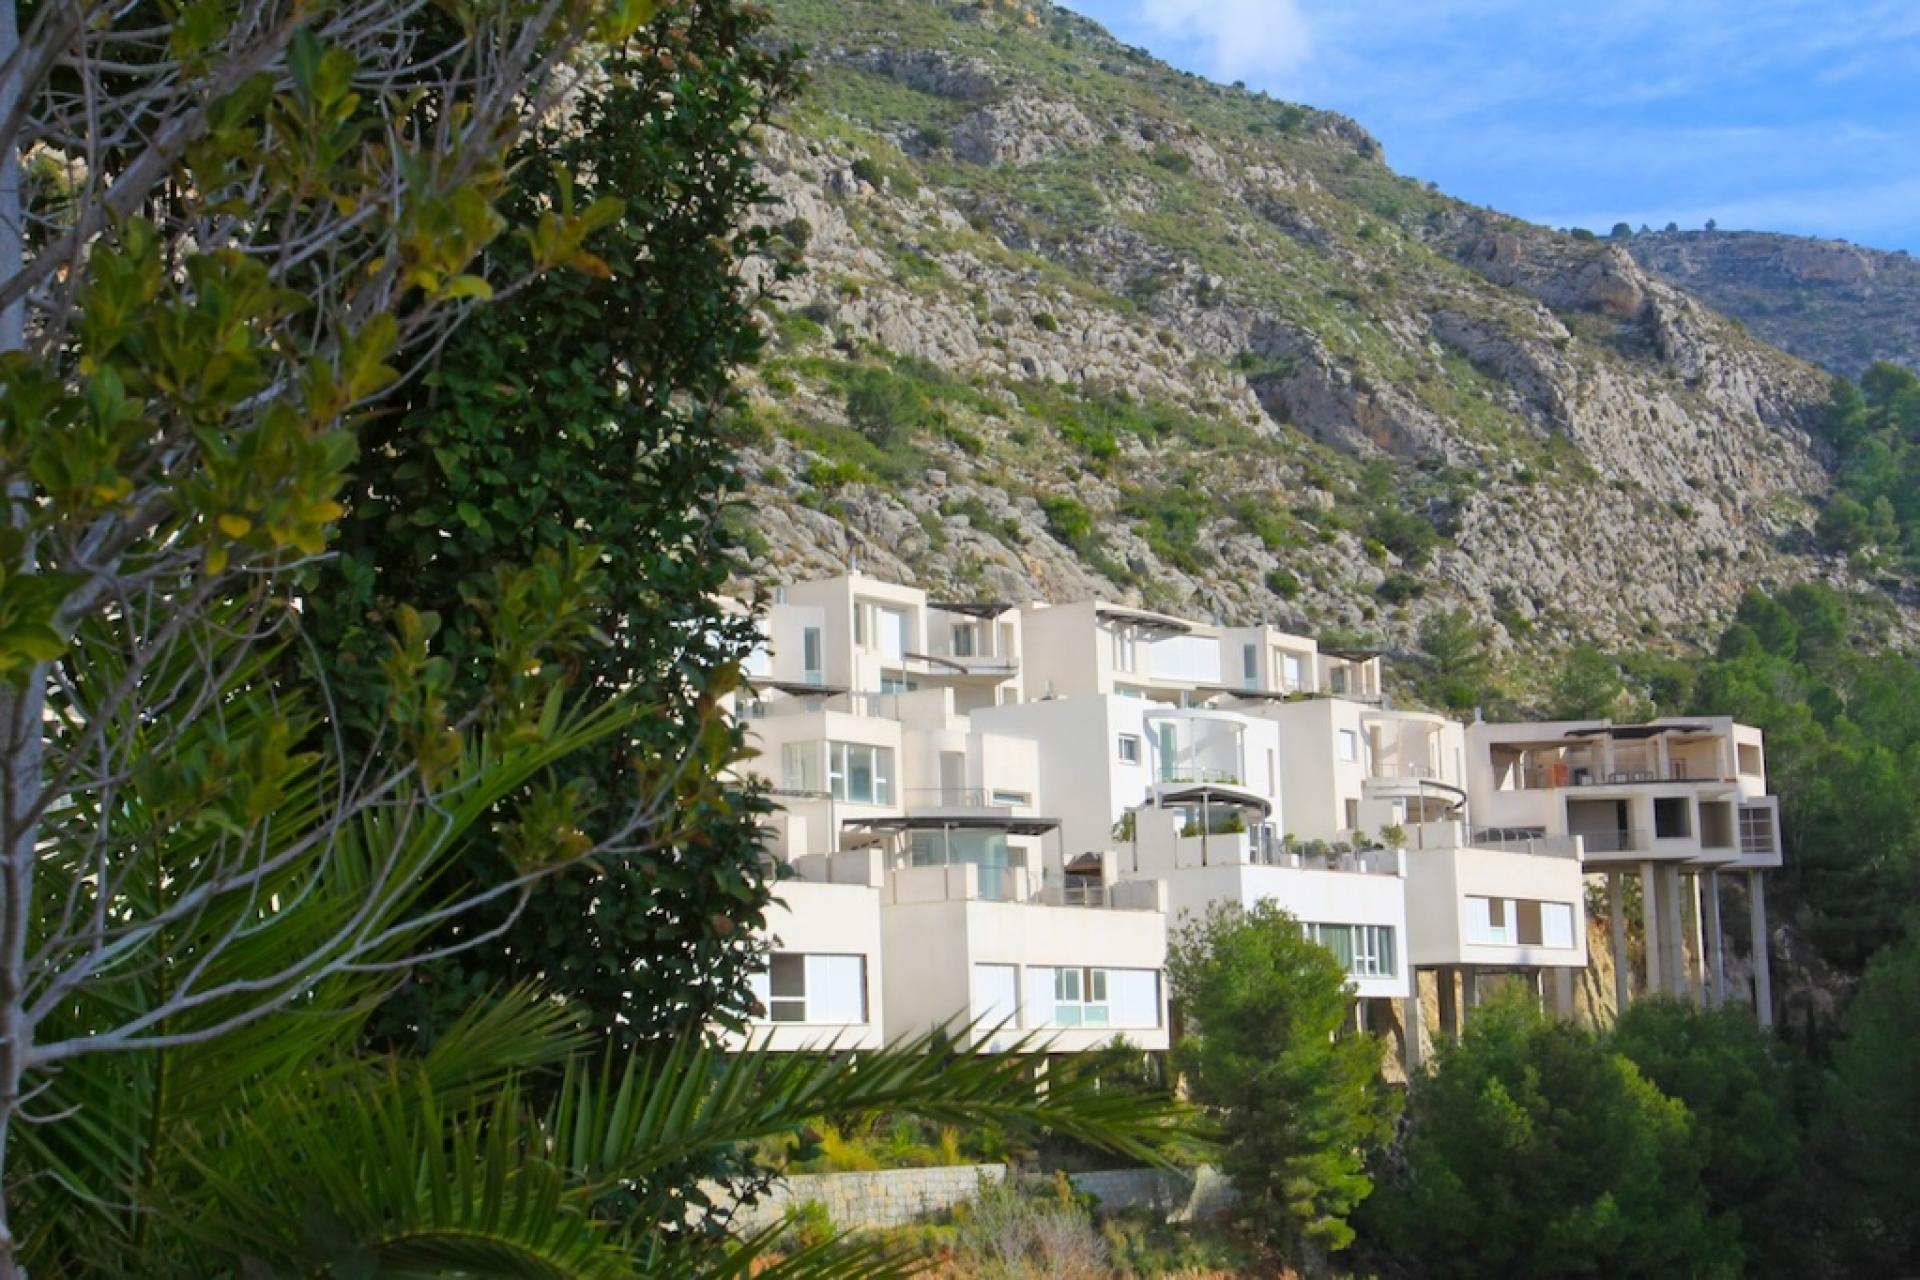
1111;628;1137;672
1242;642;1258;684
990;788;1030;807
1025;967;1159;1029
1344;798;1360;830
1467;897;1576;949
781;743;820;794
1330;666;1349;695
1050;966;1111;1028
853;604;866;648
1739;805;1776;854
1117;733;1141;764
1737;743;1763;776
1304;923;1396;978
828;741;893;805
1337;729;1359;762
879;676;911;695
1282;653;1305;691
750;953;867;1024
952;623;975;657
801;626;823;682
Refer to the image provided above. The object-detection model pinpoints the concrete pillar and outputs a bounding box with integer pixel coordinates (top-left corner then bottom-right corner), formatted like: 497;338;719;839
1461;964;1480;1018
1663;865;1687;1000
1403;989;1425;1072
1640;861;1662;996
1703;869;1726;1007
1686;872;1708;1004
1437;967;1459;1039
1749;871;1773;1027
1552;966;1575;1018
1608;870;1630;1011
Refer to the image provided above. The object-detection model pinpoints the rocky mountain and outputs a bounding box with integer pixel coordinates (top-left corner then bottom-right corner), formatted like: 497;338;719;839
1627;229;1920;380
733;0;1895;667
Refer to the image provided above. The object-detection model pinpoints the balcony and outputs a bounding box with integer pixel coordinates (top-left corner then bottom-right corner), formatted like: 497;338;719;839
1575;828;1649;854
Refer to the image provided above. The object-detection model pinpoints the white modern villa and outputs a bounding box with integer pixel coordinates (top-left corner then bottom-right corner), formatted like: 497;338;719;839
730;572;1781;1063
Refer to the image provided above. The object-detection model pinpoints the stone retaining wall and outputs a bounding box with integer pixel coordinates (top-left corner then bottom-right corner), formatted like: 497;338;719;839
719;1164;1235;1233
722;1164;1006;1233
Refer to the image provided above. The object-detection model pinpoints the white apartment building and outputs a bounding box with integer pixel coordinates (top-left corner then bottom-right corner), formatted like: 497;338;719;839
731;573;1781;1060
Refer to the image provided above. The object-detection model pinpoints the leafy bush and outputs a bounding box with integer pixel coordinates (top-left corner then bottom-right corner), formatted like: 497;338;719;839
1265;567;1302;600
1367;991;1734;1277
1041;495;1097;550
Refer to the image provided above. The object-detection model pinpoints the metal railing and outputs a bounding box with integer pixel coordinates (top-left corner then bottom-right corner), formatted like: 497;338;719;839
1059;882;1109;908
1514;763;1730;790
1575;829;1648;853
1156;769;1245;786
1469;828;1582;858
903;787;995;807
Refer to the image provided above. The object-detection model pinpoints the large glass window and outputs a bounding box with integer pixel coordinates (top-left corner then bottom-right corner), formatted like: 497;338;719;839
1117;734;1141;764
910;829;1011;897
1304;923;1397;978
1024;967;1160;1030
952;623;975;657
1337;729;1359;762
828;741;893;804
749;953;867;1025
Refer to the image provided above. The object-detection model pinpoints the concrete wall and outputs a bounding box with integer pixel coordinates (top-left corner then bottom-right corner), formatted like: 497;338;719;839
1152;857;1410;999
728;878;885;1052
878;887;1170;1051
1403;844;1588;971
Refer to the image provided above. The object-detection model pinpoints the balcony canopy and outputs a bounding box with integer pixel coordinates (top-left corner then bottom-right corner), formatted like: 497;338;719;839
928;599;1013;618
749;678;850;697
1151;784;1272;818
842;814;1063;837
1095;605;1193;637
1320;645;1381;662
1564;723;1710;740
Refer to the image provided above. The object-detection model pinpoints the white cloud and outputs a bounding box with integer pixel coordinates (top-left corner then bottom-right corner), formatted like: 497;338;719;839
1131;0;1312;81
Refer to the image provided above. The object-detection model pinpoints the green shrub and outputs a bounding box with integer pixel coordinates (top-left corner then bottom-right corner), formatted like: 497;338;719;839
1032;311;1060;333
1040;495;1096;550
1265;567;1302;599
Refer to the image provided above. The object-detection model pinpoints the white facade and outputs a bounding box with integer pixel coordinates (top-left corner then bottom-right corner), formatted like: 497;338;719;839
729;573;1785;1055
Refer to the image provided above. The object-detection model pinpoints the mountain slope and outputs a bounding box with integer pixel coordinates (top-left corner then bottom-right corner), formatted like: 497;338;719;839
734;0;1890;660
1625;229;1920;380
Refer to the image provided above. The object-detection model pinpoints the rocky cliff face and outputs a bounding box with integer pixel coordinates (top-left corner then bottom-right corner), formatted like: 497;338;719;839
735;0;1886;661
1627;230;1920;380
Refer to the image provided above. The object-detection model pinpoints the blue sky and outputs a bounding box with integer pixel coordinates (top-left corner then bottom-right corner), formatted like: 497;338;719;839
1059;0;1920;252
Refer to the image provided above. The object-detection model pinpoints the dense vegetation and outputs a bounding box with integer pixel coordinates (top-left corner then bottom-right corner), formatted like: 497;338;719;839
1815;362;1920;573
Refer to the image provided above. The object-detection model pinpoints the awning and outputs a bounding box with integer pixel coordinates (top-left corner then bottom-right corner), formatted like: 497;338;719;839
842;814;1063;837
